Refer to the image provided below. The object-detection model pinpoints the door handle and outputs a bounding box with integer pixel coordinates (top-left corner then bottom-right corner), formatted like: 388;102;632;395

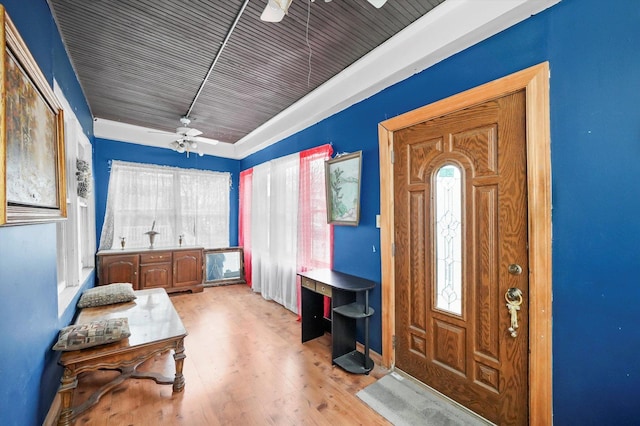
505;288;523;338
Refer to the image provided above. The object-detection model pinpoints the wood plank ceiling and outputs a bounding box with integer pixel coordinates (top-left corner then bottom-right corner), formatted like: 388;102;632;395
49;0;445;144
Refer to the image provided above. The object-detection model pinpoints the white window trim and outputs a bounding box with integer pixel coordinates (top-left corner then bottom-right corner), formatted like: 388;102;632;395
54;81;96;316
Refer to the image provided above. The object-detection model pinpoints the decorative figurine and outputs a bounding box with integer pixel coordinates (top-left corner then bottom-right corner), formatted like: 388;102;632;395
179;234;184;246
120;236;126;249
145;220;159;249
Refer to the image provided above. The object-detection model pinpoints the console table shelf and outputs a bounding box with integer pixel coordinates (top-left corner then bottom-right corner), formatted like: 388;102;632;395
334;350;375;375
333;303;375;319
298;269;376;375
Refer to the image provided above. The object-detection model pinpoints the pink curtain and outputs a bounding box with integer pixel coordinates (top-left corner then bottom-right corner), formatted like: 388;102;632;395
297;144;334;318
239;168;253;287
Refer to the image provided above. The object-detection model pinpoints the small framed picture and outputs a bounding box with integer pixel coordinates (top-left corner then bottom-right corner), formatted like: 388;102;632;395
325;151;362;226
203;247;246;286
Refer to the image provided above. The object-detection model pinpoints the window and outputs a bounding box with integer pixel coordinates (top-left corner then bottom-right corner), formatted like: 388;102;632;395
240;144;333;314
435;164;463;315
55;82;96;315
99;161;230;250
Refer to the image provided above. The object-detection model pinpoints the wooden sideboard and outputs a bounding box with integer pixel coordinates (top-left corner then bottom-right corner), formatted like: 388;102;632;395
97;246;204;293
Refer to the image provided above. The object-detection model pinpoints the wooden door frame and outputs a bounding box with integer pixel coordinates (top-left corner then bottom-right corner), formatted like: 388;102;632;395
378;62;552;424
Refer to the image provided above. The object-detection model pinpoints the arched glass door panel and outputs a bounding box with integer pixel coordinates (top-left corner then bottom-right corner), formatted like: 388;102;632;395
435;164;462;315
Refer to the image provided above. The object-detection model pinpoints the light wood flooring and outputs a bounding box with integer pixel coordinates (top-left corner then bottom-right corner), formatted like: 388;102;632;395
68;284;391;425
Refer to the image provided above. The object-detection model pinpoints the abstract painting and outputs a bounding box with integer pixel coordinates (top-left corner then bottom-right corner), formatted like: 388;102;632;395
0;7;66;225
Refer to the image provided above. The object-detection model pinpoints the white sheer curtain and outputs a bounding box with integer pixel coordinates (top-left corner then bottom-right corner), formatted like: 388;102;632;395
251;154;300;312
99;161;230;250
251;162;270;294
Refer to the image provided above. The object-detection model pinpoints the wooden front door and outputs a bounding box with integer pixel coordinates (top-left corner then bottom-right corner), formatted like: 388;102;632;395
393;90;529;424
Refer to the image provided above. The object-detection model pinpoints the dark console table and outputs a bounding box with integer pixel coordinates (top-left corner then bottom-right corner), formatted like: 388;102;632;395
298;269;375;374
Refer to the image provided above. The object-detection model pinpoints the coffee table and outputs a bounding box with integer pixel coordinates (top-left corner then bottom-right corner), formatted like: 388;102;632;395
56;288;187;426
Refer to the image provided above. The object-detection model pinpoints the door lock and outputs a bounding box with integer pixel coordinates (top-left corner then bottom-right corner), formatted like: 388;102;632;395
508;263;523;275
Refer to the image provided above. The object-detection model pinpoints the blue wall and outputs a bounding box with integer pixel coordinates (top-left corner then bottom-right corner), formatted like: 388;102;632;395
547;1;640;424
3;0;640;424
93;138;241;247
0;1;94;425
242;0;640;424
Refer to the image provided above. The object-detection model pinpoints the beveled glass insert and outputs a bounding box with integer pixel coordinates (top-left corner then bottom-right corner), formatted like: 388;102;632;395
435;165;462;315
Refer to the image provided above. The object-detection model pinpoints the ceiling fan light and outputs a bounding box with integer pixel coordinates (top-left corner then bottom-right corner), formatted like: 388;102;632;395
176;144;186;154
261;0;289;22
367;0;387;8
189;141;198;149
198;151;204;157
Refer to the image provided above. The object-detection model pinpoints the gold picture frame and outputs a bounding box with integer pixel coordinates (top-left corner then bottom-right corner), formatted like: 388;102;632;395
325;151;362;226
0;6;66;225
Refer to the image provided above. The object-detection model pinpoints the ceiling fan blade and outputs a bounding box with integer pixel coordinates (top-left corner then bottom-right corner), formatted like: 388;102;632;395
186;128;203;137
148;130;178;135
193;136;219;146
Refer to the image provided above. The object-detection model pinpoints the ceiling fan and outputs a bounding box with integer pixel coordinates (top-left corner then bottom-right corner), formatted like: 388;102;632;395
261;0;387;22
167;117;218;157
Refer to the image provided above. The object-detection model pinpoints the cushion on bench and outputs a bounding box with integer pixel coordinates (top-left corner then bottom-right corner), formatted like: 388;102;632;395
52;317;131;351
77;283;136;308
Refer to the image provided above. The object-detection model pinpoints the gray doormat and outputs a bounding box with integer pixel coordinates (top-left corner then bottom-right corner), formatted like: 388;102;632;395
356;373;493;426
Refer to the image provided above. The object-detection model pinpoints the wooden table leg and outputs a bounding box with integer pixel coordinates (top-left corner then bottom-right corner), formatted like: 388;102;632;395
173;338;186;392
57;369;78;426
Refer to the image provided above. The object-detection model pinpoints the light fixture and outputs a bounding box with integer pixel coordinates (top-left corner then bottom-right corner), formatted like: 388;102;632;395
367;0;387;7
172;139;203;157
167;116;220;158
261;0;293;22
170;135;219;158
260;0;385;24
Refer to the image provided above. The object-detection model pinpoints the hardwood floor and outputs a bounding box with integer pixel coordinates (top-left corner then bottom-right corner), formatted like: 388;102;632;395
68;284;391;425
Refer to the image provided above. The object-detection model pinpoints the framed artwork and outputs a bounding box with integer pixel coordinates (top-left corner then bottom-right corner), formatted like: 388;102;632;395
0;6;66;225
325;151;362;226
204;247;246;286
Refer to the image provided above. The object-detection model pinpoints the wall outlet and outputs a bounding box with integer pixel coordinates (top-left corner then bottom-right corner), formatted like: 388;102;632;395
376;214;381;228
